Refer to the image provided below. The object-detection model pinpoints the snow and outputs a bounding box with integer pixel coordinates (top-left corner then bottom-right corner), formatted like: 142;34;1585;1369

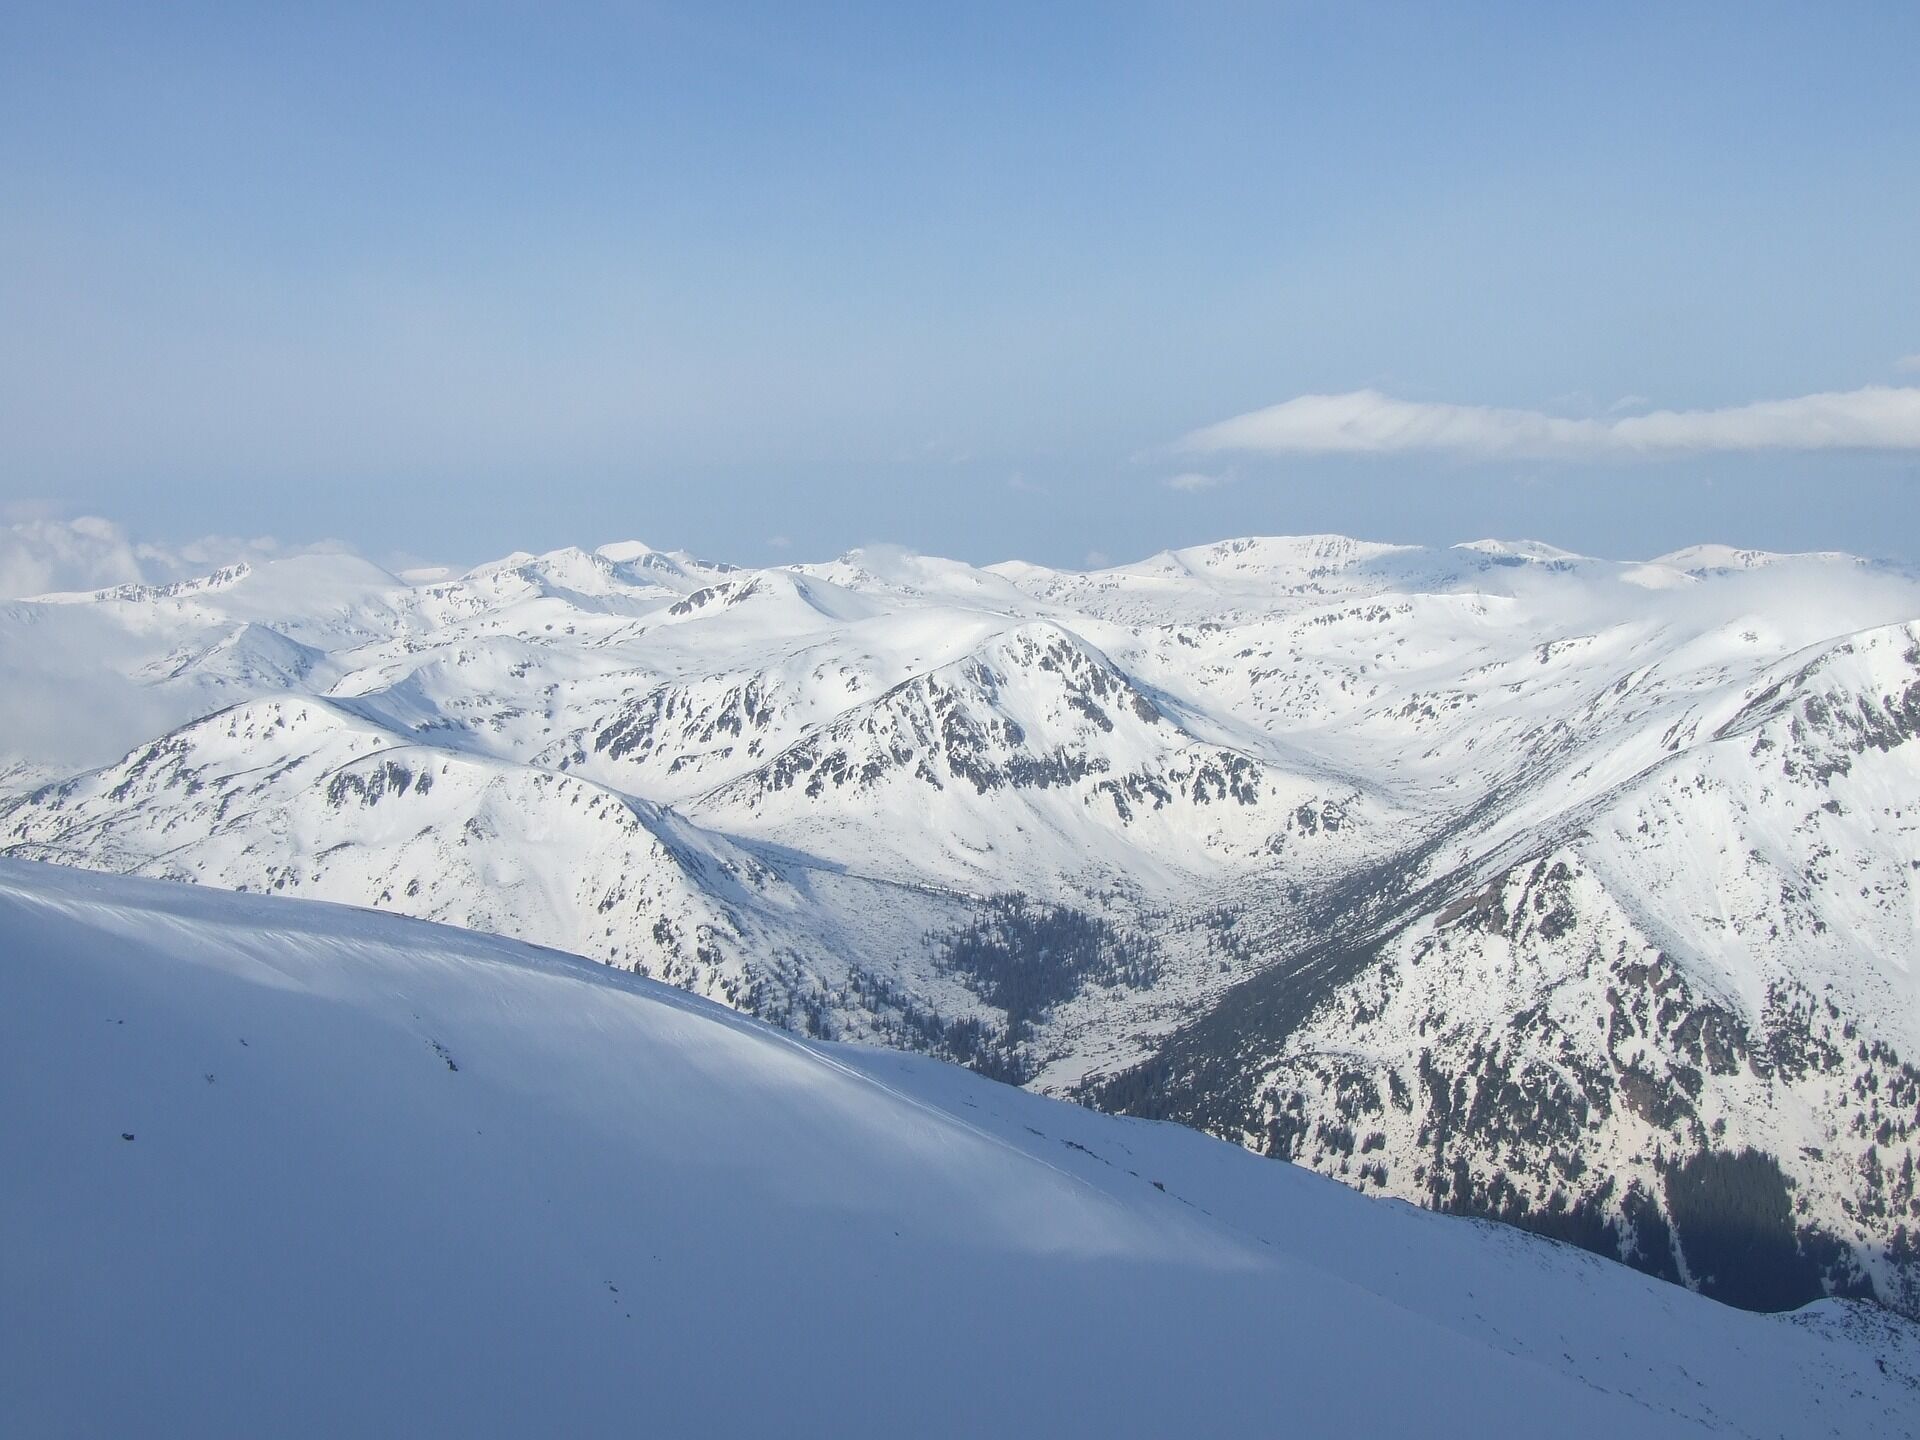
1455;538;1588;562
1652;543;1875;576
3;529;1920;1314
3;856;1915;1438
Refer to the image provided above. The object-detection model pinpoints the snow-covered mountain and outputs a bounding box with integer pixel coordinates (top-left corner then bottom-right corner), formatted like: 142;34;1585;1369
5;858;1916;1438
4;532;1919;1315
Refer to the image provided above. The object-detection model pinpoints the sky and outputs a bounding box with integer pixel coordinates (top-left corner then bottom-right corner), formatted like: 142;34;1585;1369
2;1;1918;576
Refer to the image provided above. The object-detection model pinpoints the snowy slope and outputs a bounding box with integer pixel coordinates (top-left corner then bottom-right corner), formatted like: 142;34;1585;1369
4;530;1920;1315
0;695;992;1036
1088;615;1920;1311
3;857;1916;1440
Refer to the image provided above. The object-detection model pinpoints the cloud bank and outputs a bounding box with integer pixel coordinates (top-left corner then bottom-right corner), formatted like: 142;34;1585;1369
1176;386;1920;461
0;516;350;600
0;516;148;599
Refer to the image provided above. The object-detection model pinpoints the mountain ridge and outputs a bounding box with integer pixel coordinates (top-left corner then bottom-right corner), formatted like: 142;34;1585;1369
4;529;1917;1315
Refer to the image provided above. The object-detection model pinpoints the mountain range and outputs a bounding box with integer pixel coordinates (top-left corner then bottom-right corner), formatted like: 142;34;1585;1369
4;531;1917;1315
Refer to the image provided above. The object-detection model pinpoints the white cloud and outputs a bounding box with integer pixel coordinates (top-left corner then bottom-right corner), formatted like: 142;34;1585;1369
0;515;351;599
1163;471;1229;492
766;535;793;550
1898;355;1920;374
1175;386;1920;461
0;516;147;598
1082;549;1112;568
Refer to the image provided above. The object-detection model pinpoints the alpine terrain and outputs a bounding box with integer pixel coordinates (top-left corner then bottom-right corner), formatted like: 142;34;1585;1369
5;533;1919;1316
4;858;1917;1437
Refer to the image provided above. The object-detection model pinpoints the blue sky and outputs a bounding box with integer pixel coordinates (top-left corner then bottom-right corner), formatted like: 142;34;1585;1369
3;2;1917;570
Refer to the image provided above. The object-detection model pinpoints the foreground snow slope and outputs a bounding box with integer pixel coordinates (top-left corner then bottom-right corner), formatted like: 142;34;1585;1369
2;859;1915;1438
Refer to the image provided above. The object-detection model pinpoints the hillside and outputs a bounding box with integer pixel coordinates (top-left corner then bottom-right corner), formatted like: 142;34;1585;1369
3;858;1916;1438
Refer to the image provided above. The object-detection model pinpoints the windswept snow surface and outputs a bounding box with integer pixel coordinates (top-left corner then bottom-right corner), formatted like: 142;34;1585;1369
2;858;1915;1439
4;531;1920;1312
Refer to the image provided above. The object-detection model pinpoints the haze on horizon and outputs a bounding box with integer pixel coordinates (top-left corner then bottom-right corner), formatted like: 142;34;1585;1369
3;2;1918;575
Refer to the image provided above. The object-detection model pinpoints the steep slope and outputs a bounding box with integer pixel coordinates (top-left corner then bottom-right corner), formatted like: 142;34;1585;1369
1092;620;1920;1311
0;696;1025;1051
0;697;833;1011
4;858;1915;1439
690;621;1374;893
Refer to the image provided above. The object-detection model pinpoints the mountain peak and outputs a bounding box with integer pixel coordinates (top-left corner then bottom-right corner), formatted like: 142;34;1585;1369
594;539;659;562
1454;538;1586;562
1651;542;1870;574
